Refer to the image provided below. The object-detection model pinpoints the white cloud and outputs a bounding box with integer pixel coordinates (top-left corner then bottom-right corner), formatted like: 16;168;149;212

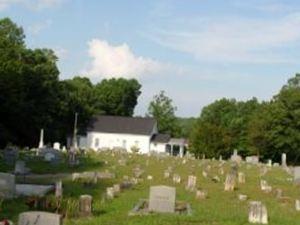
147;13;300;64
84;39;167;79
0;0;65;11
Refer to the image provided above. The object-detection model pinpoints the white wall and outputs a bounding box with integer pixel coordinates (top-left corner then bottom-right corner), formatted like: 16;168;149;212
86;132;151;154
150;142;167;153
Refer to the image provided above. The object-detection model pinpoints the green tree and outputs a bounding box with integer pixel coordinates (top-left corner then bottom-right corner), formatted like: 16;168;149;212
58;76;98;137
190;98;260;158
0;18;60;147
94;78;141;116
147;91;180;137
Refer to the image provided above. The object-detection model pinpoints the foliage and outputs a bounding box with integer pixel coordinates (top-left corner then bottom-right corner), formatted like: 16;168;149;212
94;78;141;116
147;91;181;137
0;18;142;147
190;98;261;159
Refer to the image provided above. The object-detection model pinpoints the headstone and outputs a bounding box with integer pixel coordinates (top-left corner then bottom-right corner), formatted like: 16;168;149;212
38;129;44;149
248;201;268;224
164;170;170;179
230;150;242;164
3;147;18;165
260;180;272;193
294;166;300;185
53;142;60;150
106;187;114;199
266;159;271;167
79;195;92;217
218;168;224;175
186;175;197;191
39;148;62;164
113;184;120;195
295;199;300;211
195;189;207;199
238;194;247;201
18;211;61;225
281;153;287;167
202;171;208;178
238;172;246;184
147;175;153;180
224;172;236;191
246;156;259;164
172;174;181;184
148;185;176;213
0;173;15;199
55;181;62;198
14;160;30;175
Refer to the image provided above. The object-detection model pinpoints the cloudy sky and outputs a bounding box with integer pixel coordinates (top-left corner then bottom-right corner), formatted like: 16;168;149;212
1;0;300;117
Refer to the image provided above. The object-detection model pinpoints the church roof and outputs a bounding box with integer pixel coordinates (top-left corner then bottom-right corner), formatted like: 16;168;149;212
87;115;156;136
151;133;171;143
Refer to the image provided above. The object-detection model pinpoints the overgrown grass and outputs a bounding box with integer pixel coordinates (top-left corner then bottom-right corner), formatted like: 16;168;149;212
1;152;300;225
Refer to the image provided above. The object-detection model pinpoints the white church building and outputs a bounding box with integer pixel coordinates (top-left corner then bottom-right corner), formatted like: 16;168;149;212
78;115;187;157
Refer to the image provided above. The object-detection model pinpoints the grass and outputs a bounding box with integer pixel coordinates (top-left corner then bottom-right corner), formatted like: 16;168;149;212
1;151;300;225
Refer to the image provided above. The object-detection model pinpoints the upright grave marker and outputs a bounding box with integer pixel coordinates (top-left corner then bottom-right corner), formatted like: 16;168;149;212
18;211;62;225
148;185;176;213
0;172;15;199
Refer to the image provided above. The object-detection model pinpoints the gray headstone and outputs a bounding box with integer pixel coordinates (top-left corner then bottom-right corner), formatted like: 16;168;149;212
14;160;30;175
18;211;61;225
294;166;300;184
0;172;15;199
148;185;176;213
186;175;197;191
3;147;19;165
79;195;92;217
55;181;62;198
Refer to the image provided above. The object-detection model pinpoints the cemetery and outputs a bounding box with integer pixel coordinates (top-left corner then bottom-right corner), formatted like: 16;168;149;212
1;147;300;225
2;4;300;225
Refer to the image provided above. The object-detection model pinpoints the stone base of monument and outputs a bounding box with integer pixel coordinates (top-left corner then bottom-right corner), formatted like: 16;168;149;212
128;199;192;216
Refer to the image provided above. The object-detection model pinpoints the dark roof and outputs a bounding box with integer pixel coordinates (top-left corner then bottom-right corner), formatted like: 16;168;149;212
151;133;171;143
87;115;156;135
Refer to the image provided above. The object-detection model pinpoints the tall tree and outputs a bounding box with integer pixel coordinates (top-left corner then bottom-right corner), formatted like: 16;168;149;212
94;78;141;116
147;91;180;137
58;76;98;137
0;18;60;147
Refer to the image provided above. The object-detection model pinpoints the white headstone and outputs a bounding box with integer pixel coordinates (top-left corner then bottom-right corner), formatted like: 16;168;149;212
38;129;44;149
281;153;287;167
53;142;60;150
248;201;268;224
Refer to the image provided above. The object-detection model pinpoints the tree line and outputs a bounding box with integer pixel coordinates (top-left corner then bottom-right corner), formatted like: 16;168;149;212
0;18;142;147
189;74;300;164
0;18;183;148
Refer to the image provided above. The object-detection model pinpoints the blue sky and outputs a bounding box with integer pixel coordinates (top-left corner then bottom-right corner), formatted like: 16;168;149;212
1;0;300;117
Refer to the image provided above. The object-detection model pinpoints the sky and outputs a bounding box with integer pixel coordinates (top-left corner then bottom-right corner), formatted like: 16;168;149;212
1;0;300;117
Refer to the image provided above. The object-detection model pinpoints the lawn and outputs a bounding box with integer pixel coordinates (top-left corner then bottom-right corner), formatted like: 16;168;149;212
1;151;300;225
